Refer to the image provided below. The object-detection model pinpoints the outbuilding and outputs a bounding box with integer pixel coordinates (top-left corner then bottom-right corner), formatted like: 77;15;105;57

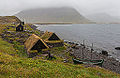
41;31;64;47
24;34;49;57
16;23;24;32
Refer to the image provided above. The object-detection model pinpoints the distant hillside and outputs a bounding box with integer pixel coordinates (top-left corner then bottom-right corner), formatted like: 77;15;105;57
15;7;91;24
87;13;120;23
0;16;20;24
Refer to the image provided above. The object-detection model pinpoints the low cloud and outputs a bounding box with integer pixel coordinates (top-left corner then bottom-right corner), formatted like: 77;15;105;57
0;0;120;16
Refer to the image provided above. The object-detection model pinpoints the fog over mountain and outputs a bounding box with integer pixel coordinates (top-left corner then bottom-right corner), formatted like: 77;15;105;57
0;0;120;23
15;7;90;24
0;0;120;17
87;13;120;23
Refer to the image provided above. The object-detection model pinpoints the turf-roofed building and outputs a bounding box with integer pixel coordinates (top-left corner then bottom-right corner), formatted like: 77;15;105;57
41;31;64;47
24;34;49;57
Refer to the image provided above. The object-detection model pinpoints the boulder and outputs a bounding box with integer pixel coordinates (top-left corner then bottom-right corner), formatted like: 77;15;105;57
69;52;74;56
71;45;79;49
63;59;68;63
115;47;120;50
102;50;108;56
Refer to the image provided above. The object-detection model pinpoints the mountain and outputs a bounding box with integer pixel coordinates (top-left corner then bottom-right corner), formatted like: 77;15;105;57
86;13;120;23
15;7;91;24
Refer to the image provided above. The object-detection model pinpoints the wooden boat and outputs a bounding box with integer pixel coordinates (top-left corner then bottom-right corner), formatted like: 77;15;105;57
72;58;104;67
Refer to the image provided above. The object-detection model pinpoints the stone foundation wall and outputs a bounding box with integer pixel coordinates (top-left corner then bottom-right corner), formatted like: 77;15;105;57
28;52;38;58
46;42;64;48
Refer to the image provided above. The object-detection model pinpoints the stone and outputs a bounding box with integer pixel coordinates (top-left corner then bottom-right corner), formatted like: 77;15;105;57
6;31;13;34
115;47;120;50
64;40;69;43
7;28;9;29
63;59;68;63
102;50;108;56
0;61;4;64
69;52;74;56
71;45;79;49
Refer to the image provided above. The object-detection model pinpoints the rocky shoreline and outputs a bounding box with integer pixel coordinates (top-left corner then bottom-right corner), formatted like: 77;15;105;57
31;24;120;74
72;44;120;74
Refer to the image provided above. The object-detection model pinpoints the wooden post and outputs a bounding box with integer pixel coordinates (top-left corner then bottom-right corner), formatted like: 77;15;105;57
82;40;85;59
48;52;51;59
91;43;94;60
83;40;86;48
82;46;84;59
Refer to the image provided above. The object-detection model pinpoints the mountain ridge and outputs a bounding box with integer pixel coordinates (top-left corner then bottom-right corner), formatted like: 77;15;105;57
15;7;91;24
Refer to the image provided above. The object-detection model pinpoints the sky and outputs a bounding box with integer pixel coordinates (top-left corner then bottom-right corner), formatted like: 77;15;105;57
0;0;120;16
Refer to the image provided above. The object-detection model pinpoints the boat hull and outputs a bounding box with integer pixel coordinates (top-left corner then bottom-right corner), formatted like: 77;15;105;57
73;58;104;67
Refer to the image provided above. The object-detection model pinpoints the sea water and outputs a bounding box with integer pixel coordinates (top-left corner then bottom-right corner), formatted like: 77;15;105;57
36;24;120;60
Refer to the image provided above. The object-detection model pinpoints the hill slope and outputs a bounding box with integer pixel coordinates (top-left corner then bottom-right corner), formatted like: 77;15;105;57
0;34;119;77
0;17;119;77
15;7;90;24
0;16;20;24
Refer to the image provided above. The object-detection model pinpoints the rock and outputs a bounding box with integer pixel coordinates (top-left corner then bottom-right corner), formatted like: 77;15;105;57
97;72;102;76
68;48;73;52
63;59;68;63
8;26;15;28
24;30;27;32
67;41;74;44
69;52;74;56
29;31;33;33
10;54;15;56
102;50;108;56
16;39;24;44
41;54;49;57
112;62;118;66
6;31;13;34
115;47;120;50
75;43;79;46
64;40;68;43
47;52;56;59
71;45;79;49
7;27;9;29
0;61;4;64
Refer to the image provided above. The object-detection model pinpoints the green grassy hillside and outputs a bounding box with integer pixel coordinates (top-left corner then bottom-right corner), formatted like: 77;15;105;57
0;38;119;78
0;17;120;78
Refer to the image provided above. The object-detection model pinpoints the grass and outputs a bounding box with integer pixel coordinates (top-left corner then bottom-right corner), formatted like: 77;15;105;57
0;16;120;77
45;40;63;43
47;46;74;63
0;49;119;78
0;38;16;55
41;31;50;40
12;41;27;57
0;24;9;34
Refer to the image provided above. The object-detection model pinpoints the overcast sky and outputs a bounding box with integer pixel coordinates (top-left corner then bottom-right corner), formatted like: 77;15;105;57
0;0;120;16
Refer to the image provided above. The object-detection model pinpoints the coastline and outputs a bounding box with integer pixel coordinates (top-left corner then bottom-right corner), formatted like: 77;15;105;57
31;24;120;74
0;21;119;77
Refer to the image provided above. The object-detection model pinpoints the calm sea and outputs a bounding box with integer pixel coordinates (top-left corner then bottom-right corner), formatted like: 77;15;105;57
36;24;120;60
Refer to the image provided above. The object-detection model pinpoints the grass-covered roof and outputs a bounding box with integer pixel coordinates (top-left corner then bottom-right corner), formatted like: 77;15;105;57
24;34;49;52
41;31;62;41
